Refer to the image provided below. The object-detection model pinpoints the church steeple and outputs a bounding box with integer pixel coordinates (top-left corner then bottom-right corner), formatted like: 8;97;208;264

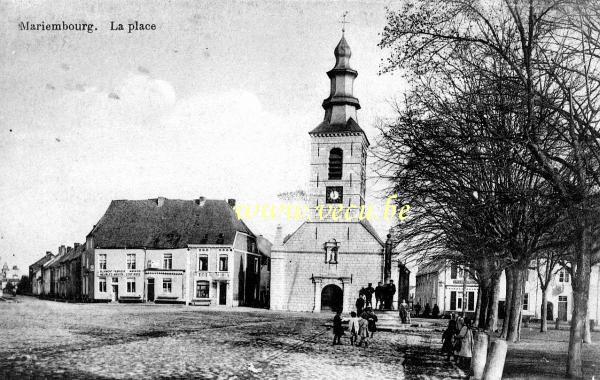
308;33;369;221
322;34;361;126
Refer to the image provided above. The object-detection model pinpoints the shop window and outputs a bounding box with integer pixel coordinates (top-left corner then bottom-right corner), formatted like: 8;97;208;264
163;278;172;293
127;278;136;293
196;281;209;298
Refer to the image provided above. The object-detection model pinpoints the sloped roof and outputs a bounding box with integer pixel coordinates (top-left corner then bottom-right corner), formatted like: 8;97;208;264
416;261;446;276
29;253;54;271
359;219;384;246
309;117;365;135
88;198;254;249
256;235;272;258
58;244;85;264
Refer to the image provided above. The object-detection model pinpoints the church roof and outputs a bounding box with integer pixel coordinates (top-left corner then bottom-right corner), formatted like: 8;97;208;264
309;117;365;135
359;219;384;246
88;198;254;249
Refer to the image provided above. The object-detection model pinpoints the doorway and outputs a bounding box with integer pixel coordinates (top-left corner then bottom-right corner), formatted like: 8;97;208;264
111;285;119;302
147;278;155;302
321;284;343;312
558;296;568;321
219;282;227;305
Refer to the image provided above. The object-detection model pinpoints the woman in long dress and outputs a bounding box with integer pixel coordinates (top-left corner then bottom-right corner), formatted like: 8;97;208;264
455;319;474;369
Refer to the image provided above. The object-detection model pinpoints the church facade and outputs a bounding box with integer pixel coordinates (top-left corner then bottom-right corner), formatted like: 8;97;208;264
270;34;399;313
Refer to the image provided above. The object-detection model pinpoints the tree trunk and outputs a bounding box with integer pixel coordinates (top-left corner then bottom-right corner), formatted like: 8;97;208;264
583;277;592;344
478;283;489;329
567;213;592;379
474;283;483;327
501;268;514;339
540;287;548;332
507;265;527;343
486;274;501;332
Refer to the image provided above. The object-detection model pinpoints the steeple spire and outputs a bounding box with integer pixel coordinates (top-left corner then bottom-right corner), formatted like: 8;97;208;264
321;33;360;125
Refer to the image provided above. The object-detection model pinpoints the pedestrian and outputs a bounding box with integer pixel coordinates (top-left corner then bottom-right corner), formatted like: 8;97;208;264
332;310;344;345
414;302;421;317
455;319;474;369
356;294;365;317
375;281;383;310
441;319;458;361
456;316;464;332
399;299;408;324
423;303;431;318
364;283;375;307
348;311;360;346
357;312;370;347
363;307;378;338
387;280;396;310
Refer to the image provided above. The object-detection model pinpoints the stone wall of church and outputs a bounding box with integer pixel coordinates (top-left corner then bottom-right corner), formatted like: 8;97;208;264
270;222;384;313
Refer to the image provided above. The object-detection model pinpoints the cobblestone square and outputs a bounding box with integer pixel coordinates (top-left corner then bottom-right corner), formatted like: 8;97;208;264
1;297;466;379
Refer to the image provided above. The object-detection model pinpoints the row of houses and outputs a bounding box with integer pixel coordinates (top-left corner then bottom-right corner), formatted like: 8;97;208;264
414;260;600;323
29;197;271;307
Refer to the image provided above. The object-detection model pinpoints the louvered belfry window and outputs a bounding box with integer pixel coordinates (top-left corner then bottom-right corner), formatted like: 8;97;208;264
328;148;343;179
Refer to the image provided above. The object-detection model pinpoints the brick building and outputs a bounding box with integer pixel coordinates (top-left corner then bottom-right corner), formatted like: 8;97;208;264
270;33;405;313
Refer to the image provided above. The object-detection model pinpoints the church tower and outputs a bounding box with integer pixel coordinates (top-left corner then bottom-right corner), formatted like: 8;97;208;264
270;32;385;314
308;33;368;221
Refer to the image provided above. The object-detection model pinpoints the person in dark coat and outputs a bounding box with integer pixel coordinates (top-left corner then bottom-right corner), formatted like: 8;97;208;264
332;310;344;345
441;319;458;361
375;282;383;310
362;307;378;338
414;302;422;317
364;283;375;307
356;294;365;317
386;280;396;310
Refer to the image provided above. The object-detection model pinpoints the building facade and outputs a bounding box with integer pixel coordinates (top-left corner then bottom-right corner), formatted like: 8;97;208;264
29;252;54;295
81;197;266;307
270;34;394;313
414;262;479;316
414;261;600;323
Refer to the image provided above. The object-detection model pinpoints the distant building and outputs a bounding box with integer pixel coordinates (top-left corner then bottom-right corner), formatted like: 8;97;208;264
414;261;478;316
82;197;267;306
29;252;54;295
415;261;600;323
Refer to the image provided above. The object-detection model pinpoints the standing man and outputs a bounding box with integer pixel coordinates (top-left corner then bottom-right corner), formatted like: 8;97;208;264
386;280;396;310
356;293;365;317
364;283;375;307
375;281;383;310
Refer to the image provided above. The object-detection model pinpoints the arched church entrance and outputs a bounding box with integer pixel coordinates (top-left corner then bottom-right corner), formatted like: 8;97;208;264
321;284;343;312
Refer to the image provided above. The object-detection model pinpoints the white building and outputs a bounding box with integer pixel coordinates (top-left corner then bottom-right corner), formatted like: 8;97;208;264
82;197;267;307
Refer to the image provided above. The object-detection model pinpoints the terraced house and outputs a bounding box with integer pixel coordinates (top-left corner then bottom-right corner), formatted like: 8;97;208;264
81;197;268;307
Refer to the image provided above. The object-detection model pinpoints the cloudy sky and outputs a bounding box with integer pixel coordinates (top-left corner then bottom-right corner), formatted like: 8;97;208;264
1;0;406;270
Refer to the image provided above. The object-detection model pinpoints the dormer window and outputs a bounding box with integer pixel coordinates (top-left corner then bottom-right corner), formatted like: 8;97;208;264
328;148;343;179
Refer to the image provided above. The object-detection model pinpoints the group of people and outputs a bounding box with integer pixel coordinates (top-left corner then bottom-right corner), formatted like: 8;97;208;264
355;281;397;312
441;316;474;369
332;307;378;347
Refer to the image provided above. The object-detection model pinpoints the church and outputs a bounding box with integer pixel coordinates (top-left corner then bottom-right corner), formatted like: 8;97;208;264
270;33;409;313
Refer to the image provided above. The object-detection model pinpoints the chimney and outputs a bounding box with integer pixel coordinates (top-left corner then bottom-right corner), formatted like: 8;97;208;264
274;224;283;247
227;198;236;208
59;245;66;256
157;196;166;207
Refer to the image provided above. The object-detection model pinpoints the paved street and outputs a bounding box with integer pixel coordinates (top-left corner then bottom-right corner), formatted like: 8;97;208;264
1;297;465;379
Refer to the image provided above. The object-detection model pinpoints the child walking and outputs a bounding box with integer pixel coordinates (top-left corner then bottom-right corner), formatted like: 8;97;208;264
348;311;360;345
332;310;345;345
441;319;457;361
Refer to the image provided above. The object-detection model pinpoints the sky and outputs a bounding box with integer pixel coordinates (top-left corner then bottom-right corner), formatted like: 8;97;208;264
0;0;407;271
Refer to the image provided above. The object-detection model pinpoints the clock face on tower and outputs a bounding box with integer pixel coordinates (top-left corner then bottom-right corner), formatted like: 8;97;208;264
326;186;343;204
